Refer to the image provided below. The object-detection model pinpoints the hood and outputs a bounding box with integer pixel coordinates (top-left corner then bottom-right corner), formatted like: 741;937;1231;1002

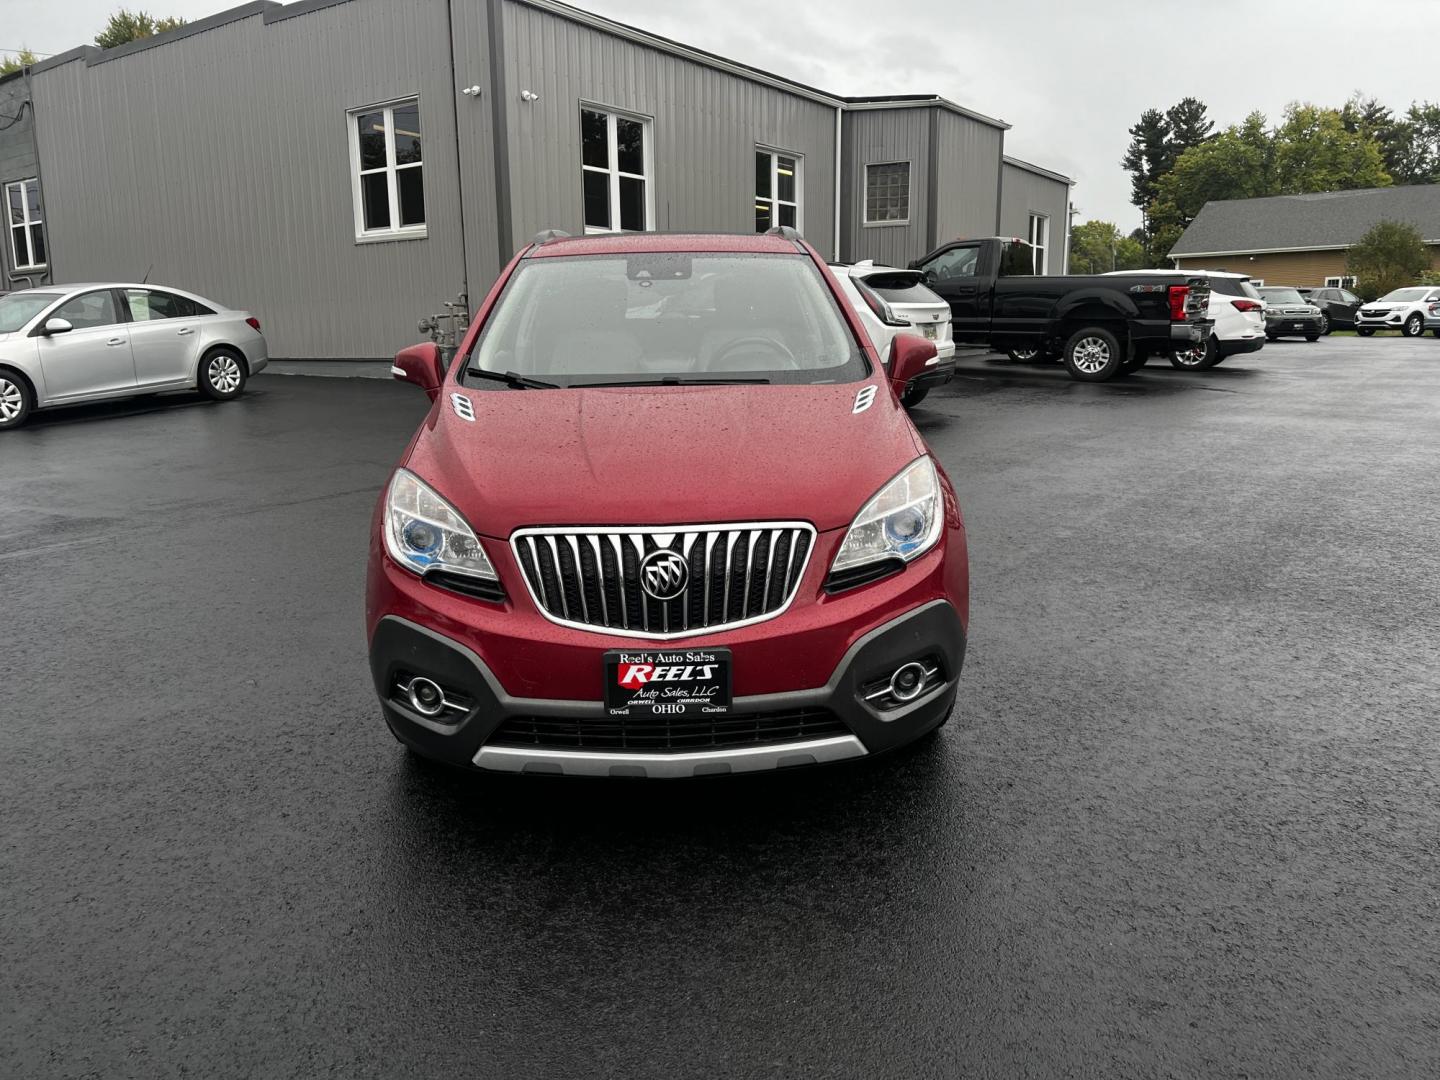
404;379;924;535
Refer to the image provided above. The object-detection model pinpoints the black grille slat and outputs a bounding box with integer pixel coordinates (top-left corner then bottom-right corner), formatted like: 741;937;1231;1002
535;540;566;619
491;708;848;753
513;524;813;636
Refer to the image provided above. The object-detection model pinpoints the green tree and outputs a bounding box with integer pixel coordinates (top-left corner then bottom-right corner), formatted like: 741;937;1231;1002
0;47;39;75
1147;112;1273;262
1150;105;1394;261
1069;220;1149;274
1345;221;1430;300
1121;108;1172;211
1165;97;1214;156
1271;104;1391;193
94;9;186;49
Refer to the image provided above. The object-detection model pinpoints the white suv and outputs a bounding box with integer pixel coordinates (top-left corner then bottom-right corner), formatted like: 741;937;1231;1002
829;262;954;405
1105;270;1265;369
1355;286;1440;337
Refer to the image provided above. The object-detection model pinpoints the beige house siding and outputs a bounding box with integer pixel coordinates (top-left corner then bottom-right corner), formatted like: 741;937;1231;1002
1174;245;1440;286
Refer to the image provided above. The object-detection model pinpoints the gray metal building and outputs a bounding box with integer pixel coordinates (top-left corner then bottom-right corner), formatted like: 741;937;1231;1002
3;0;1073;359
999;156;1073;274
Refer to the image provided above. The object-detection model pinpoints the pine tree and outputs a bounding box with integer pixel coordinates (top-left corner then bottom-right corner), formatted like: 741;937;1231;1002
1121;109;1172;210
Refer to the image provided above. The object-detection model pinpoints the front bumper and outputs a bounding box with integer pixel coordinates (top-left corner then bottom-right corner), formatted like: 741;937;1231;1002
367;509;969;778
1356;311;1403;328
370;599;964;777
1265;315;1321;336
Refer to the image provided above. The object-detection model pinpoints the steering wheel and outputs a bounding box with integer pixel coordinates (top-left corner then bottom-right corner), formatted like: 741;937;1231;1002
707;335;800;372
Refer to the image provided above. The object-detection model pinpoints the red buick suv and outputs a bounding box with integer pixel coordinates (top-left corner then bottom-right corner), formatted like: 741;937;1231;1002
366;229;969;778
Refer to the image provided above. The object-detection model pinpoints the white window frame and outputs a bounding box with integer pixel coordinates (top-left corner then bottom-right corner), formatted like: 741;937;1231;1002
863;161;911;227
755;146;803;234
1324;275;1356;288
346;97;426;243
1028;213;1049;274
580;104;654;235
6;178;45;270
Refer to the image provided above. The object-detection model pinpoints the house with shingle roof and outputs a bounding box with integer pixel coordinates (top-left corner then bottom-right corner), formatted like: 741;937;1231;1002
1169;184;1440;287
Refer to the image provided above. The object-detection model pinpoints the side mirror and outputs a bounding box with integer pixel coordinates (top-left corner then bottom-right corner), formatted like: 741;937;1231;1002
392;342;446;402
42;317;73;336
889;333;937;397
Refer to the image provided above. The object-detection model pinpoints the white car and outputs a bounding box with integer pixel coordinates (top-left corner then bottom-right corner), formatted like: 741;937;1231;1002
1354;286;1440;337
1105;269;1265;369
0;283;268;429
829;261;955;405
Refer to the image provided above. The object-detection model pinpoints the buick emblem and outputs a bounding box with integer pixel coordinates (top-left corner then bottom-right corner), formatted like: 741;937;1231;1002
639;549;689;601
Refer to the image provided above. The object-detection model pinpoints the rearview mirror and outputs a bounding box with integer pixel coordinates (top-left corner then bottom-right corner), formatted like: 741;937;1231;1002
392;342;446;402
42;317;73;336
889;333;938;397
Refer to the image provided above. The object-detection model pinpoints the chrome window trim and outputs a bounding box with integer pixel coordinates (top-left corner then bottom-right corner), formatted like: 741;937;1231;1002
509;520;817;640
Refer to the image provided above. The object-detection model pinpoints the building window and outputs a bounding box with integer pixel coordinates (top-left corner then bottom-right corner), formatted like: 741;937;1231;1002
581;106;652;233
6;179;45;270
1324;275;1356;288
864;162;910;225
755;149;801;233
348;99;425;241
1028;213;1049;274
1250;278;1264;287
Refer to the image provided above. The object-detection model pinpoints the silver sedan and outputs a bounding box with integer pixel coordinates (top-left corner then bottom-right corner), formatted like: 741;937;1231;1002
0;283;269;430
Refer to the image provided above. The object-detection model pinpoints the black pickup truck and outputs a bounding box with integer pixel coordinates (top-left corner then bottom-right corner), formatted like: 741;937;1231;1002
908;237;1212;381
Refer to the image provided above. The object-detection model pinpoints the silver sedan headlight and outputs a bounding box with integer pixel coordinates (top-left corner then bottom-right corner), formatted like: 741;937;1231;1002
383;468;497;582
832;456;944;574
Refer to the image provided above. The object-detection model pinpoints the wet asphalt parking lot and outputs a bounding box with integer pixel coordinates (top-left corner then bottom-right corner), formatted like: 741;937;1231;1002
3;336;1438;1078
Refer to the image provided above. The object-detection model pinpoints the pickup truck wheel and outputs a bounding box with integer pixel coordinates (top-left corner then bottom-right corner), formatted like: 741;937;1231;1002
1062;328;1124;381
1403;313;1424;337
1169;336;1220;370
1006;346;1046;363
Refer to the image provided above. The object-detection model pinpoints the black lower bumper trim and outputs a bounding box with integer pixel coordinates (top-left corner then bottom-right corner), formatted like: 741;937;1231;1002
369;600;966;773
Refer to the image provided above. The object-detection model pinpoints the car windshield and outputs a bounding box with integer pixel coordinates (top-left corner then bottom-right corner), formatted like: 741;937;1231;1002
1260;288;1304;304
464;252;868;388
1380;287;1429;302
0;291;64;333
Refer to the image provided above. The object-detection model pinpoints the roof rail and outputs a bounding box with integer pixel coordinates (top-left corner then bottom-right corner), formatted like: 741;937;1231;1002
765;225;804;243
532;228;571;244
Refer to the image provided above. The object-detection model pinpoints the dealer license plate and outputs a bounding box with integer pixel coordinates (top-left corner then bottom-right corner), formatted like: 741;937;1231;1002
604;649;732;717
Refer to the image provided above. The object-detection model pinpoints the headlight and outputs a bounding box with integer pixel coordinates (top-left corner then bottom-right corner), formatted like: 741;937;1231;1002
383;468;497;582
831;456;944;574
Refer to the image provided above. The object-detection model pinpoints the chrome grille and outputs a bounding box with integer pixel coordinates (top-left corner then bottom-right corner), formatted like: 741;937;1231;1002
511;523;815;638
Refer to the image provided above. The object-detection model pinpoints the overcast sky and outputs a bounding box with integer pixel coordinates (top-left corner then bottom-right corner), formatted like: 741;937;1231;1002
7;0;1439;229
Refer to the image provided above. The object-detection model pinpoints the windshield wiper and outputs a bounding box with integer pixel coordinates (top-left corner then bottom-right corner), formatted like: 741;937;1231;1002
579;376;772;387
466;368;560;390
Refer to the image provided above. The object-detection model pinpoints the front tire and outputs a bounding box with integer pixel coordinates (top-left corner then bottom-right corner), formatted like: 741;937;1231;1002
1170;336;1220;370
0;370;34;430
199;349;248;401
901;383;929;407
1318;312;1331;335
1305;334;1320;342
1062;327;1124;382
1356;328;1375;337
1006;346;1047;363
1404;313;1425;337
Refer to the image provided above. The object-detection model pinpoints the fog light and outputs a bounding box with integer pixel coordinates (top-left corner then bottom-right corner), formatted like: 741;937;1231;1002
889;662;928;703
407;677;446;717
